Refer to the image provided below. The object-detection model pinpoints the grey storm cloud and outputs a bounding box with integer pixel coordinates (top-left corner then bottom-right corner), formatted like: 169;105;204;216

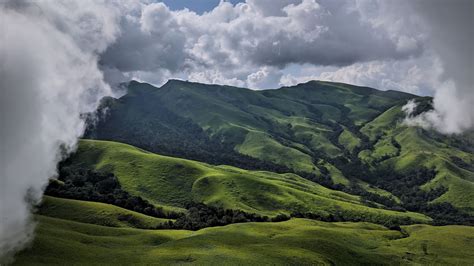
100;3;187;73
247;0;423;67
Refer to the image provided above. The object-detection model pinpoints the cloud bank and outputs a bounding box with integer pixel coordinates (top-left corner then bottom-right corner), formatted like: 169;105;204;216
100;0;425;88
401;0;474;134
0;1;120;262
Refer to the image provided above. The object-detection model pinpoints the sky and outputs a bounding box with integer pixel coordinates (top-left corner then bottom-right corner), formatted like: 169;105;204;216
95;0;469;97
0;0;473;261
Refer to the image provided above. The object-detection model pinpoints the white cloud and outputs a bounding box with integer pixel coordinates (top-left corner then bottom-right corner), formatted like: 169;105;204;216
99;0;426;90
0;1;120;262
401;0;474;134
279;54;442;95
188;70;246;88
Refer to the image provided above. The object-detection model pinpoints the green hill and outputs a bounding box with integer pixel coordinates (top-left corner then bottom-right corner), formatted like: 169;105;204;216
15;215;474;265
87;79;414;175
15;80;474;264
67;139;429;224
86;80;474;216
38;196;172;229
360;105;474;212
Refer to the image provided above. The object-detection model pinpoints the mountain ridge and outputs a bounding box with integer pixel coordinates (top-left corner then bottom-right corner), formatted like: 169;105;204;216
127;79;419;101
85;79;474;220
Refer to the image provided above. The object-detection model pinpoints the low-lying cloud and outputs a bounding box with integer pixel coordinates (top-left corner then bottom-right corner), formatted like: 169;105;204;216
401;0;474;134
0;1;120;262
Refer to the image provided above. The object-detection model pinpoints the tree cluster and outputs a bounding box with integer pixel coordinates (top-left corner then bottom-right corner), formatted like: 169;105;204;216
45;165;295;230
290;209;414;229
45;166;181;219
157;203;285;230
371;167;474;225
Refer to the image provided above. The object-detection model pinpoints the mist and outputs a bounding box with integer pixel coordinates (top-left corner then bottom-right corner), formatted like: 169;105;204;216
0;1;119;262
403;0;474;134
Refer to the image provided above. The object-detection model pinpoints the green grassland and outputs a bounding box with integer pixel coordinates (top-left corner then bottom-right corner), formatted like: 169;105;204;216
356;180;401;204
393;128;474;212
323;161;350;186
338;127;361;152
13;80;474;265
82;79;474;218
360;105;474;212
15;215;474;265
38;196;172;229
360;105;405;141
91;80;465;205
235;130;316;173
91;80;414;176
71;139;429;223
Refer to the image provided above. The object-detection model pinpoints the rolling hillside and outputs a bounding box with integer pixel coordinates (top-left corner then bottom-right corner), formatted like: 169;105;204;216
86;80;474;215
15;214;474;265
15;80;474;264
66;139;429;224
87;80;415;174
38;196;172;229
359;105;474;212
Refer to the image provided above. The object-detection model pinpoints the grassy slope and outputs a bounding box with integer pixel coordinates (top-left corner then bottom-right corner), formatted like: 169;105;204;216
159;81;324;173
324;161;350;186
38;196;171;229
14;80;474;264
235;130;316;173
88;80;473;212
123;80;413;174
15;216;474;265
361;105;474;212
356;180;401;204
91;80;446;201
338;127;361;152
394;128;474;211
71;139;429;222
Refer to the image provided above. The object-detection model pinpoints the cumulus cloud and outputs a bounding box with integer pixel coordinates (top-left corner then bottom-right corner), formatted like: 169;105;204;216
99;0;425;88
90;1;474;135
101;2;186;74
0;1;120;262
280;55;442;95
